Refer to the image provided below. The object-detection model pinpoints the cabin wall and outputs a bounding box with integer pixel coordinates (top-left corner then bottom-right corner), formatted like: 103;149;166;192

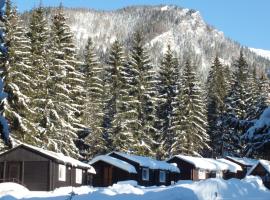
92;161;136;187
250;164;270;189
52;163;89;189
167;157;193;180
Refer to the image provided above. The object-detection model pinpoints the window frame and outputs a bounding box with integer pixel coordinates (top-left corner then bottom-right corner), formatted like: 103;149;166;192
159;170;166;183
142;168;149;181
75;168;83;184
198;169;206;179
58;164;66;182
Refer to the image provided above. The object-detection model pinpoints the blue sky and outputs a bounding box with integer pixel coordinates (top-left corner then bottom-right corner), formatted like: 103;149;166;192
13;0;270;50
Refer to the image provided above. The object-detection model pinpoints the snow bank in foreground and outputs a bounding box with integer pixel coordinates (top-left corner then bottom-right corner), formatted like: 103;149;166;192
0;176;269;200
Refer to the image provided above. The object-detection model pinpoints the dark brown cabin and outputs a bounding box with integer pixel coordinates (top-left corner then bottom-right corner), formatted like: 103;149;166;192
167;155;240;181
90;152;180;187
246;160;270;189
0;144;96;191
225;156;257;179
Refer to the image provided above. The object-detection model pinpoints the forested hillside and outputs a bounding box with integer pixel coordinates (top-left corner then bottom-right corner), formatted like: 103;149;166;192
0;2;269;161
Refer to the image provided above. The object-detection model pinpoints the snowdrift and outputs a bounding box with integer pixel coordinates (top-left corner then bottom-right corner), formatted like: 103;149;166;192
0;176;269;200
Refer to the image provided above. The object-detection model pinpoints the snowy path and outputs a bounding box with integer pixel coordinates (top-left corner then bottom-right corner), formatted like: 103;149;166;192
0;177;269;200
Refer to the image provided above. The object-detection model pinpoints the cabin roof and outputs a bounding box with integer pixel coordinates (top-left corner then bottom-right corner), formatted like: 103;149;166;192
110;152;180;173
247;160;270;176
217;158;243;173
89;155;137;174
1;143;96;174
226;156;258;167
168;155;237;172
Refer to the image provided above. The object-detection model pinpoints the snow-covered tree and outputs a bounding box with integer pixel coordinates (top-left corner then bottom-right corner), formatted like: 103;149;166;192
156;45;179;157
4;6;37;144
127;31;157;155
221;51;250;156
103;40;138;152
243;107;270;159
81;37;106;159
206;56;227;156
0;0;12;148
44;5;83;157
171;60;209;156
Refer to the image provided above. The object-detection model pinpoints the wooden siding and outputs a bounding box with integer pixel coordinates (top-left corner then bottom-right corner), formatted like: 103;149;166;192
249;164;270;189
92;160;136;187
24;161;49;191
109;153;177;186
0;146;92;191
225;157;251;179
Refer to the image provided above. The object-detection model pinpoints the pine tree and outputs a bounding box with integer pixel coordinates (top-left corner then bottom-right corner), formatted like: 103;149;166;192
206;56;227;156
45;5;83;157
0;0;12;148
104;40;138;152
81;37;106;159
3;4;37;145
156;46;179;157
222;51;250;156
27;5;51;147
127;31;157;155
171;60;209;156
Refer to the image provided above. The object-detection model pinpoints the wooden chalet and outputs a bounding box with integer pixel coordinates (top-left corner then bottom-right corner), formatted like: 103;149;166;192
89;152;180;187
246;160;270;189
225;156;257;178
167;155;241;181
0;144;96;191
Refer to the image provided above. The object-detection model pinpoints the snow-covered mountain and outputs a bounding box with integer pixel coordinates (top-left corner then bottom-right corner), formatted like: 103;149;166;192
250;48;270;61
23;5;270;78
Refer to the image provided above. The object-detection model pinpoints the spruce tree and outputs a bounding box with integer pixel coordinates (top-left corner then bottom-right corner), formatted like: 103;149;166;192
27;5;51;147
171;60;209;156
222;51;250;156
128;31;157;155
46;5;83;157
4;6;36;144
103;40;138;152
206;56;227;156
156;46;179;157
81;37;106;159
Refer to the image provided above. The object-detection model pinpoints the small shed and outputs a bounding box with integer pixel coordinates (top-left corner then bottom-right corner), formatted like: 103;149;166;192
167;155;239;181
225;156;257;178
246;160;270;189
0;144;96;191
216;158;243;179
89;155;137;187
90;152;180;187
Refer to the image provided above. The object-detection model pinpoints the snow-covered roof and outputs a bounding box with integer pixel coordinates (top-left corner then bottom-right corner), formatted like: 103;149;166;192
217;158;243;173
226;156;258;167
169;155;238;172
89;155;137;174
14;144;96;173
110;152;180;173
247;160;270;176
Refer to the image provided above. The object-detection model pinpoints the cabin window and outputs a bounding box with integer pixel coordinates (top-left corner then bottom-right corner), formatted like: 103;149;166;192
216;171;223;178
76;169;83;184
159;171;166;183
198;169;206;179
58;164;66;181
142;168;149;181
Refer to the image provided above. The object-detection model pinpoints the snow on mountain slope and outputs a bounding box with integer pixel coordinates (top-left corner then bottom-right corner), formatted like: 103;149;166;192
250;48;270;60
59;6;270;78
0;177;269;200
22;5;269;79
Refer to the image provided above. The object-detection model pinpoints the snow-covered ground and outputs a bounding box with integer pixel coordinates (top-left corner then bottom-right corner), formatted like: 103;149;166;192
0;176;269;200
250;48;270;60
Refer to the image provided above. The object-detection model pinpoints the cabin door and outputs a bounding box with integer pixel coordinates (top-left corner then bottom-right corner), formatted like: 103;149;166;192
7;162;21;183
103;166;113;186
